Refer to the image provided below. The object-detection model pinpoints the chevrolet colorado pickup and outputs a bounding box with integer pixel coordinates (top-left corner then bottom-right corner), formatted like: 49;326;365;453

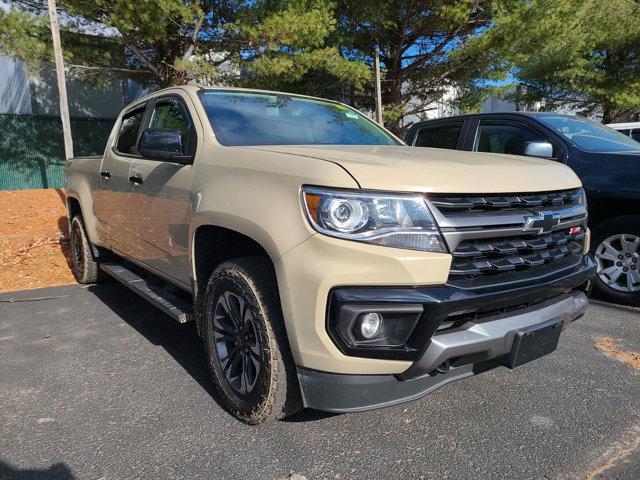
64;86;595;424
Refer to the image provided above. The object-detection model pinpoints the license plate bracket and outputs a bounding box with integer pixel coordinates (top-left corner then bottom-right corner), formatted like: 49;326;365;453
501;318;563;369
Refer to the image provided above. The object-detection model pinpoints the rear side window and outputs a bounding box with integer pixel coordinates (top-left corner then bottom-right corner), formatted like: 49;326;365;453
414;123;462;149
632;129;640;143
149;98;194;155
116;107;146;155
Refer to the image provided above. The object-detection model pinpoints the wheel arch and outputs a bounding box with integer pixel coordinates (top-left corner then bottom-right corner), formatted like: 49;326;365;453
190;219;283;337
588;196;640;229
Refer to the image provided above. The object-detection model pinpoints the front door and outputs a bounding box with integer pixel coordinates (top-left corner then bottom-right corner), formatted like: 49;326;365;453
128;95;196;286
94;104;147;257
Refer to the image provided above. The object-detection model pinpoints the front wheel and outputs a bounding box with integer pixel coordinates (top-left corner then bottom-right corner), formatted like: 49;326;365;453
591;216;640;307
202;257;301;424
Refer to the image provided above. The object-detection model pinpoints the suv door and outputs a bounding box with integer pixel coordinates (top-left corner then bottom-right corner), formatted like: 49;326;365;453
408;122;465;150
95;104;147;256
470;119;563;161
128;95;196;286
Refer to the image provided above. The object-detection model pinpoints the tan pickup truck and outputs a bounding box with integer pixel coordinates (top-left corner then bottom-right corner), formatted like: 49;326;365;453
64;85;595;424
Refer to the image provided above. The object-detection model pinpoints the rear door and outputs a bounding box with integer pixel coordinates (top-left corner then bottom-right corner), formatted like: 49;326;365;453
127;94;196;286
407;121;466;150
94;104;148;256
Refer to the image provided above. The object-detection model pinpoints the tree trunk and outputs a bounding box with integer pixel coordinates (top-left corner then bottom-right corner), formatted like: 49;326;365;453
381;54;404;135
602;102;617;124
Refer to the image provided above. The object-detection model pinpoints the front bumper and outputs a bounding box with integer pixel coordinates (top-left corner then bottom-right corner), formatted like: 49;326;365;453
298;290;588;413
296;250;595;413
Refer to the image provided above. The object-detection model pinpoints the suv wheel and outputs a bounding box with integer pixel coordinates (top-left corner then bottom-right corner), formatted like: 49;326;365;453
69;215;103;284
591;216;640;307
202;257;301;424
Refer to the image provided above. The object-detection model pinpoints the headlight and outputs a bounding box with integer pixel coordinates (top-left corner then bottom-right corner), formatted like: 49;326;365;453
302;186;446;252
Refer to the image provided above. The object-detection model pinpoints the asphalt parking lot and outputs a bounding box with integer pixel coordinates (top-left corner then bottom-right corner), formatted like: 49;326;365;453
0;282;638;480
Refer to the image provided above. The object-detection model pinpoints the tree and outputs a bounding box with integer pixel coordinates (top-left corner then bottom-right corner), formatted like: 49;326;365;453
336;0;499;134
238;0;370;99
481;0;640;123
0;1;236;86
0;0;368;95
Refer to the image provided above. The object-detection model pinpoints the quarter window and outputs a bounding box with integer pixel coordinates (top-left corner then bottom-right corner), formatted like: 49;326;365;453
414;123;462;149
116;107;146;155
473;120;561;160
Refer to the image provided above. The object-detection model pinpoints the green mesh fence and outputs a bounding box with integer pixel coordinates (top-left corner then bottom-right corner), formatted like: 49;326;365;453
0;114;115;190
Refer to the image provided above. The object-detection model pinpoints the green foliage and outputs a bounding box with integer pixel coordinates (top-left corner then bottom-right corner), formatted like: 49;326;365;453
238;0;370;97
0;8;51;73
481;0;640;122
336;0;500;133
0;0;368;97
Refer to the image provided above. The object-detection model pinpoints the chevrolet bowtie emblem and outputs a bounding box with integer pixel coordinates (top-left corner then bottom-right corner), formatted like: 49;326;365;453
523;212;561;234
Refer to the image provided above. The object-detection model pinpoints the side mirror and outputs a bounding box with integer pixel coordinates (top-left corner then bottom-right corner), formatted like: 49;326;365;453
524;141;553;159
138;129;191;163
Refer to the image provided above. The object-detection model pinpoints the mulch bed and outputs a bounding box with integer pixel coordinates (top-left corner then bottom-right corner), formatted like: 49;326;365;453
0;189;76;292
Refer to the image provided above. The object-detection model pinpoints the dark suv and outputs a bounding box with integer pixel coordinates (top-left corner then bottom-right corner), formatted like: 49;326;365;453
406;112;640;306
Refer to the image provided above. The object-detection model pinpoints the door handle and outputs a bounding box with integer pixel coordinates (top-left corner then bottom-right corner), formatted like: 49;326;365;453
100;170;111;179
129;173;144;185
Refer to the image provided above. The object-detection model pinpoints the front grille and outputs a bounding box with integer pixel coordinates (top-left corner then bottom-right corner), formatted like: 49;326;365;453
451;228;585;277
430;188;583;214
426;188;588;288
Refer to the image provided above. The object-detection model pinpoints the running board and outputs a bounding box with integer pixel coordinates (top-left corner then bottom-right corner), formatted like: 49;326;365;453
100;262;193;323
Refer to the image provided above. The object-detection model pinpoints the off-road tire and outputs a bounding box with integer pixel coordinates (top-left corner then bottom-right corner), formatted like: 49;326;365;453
69;215;103;284
590;216;640;307
202;256;302;424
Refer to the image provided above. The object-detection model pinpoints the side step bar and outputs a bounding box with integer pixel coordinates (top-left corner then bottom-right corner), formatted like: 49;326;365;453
100;262;193;323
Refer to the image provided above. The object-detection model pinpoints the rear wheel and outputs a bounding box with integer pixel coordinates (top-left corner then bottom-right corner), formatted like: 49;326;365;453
591;216;640;307
69;215;103;284
202;257;301;424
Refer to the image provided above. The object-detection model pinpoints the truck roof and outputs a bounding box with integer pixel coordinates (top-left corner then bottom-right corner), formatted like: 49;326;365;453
127;84;351;111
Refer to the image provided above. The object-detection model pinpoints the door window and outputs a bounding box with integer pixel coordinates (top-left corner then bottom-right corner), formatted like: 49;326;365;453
414;123;462;149
631;129;640;143
149;98;194;155
473;120;561;160
116;107;146;155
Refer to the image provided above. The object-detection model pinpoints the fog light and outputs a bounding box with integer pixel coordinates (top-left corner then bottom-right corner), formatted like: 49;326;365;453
359;312;383;339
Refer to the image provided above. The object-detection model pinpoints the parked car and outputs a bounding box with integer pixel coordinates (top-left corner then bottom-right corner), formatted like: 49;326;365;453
65;87;594;424
407;113;640;306
607;122;640;142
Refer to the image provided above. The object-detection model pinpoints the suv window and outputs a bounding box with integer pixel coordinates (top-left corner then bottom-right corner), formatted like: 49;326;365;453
632;129;640;143
149;98;193;155
116;107;146;155
473;120;561;160
414;123;462;149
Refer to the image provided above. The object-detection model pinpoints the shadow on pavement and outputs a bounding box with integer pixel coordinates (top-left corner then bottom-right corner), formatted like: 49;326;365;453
86;282;230;414
87;281;340;423
0;461;76;480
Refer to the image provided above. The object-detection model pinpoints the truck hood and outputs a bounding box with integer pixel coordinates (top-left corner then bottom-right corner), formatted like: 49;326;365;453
246;145;581;193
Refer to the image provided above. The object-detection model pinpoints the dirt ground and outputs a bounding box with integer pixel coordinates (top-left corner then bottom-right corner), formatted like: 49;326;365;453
0;188;76;293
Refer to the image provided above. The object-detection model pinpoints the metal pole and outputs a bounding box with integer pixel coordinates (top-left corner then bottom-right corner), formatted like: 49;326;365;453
374;47;383;125
48;0;74;159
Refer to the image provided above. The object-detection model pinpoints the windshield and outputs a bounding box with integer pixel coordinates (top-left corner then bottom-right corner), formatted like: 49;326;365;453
537;115;640;153
199;90;399;147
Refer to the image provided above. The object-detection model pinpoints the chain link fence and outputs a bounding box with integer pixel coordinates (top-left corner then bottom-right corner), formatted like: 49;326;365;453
0;114;115;190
